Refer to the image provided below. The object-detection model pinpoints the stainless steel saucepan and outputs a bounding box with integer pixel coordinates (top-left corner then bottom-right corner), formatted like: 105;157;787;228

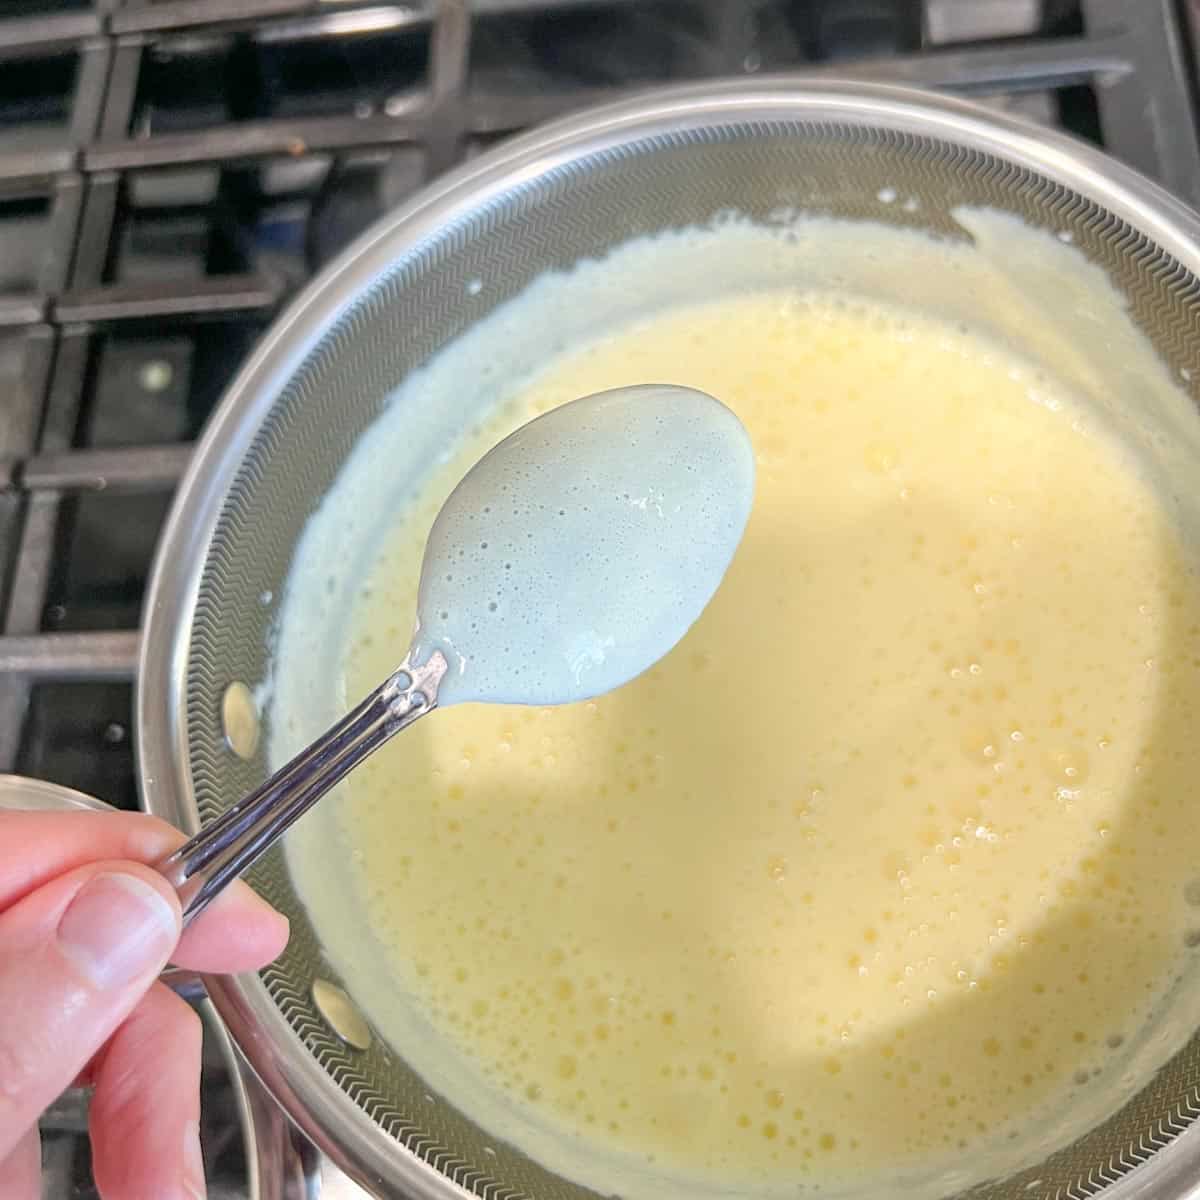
131;81;1200;1200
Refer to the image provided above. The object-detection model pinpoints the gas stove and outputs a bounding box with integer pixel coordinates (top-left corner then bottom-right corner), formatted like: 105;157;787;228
2;1;1198;1197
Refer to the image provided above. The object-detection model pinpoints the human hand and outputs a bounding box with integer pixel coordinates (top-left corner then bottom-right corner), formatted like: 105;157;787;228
0;810;290;1200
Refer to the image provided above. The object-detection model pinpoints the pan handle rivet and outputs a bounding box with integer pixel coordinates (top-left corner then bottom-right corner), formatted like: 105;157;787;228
221;681;261;760
312;978;372;1050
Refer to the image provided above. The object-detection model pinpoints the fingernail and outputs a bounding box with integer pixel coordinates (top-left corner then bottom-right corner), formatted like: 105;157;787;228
183;1119;207;1200
58;872;179;989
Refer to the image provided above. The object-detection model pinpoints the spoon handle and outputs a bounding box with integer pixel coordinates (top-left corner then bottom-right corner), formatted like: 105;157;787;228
157;651;448;926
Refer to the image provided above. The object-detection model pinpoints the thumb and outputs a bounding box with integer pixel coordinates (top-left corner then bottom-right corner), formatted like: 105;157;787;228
0;861;181;1163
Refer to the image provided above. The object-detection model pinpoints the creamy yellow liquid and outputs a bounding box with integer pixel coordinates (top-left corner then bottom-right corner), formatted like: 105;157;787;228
288;285;1200;1195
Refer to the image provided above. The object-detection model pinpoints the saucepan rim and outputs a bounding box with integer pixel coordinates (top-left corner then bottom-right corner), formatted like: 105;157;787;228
135;77;1200;1200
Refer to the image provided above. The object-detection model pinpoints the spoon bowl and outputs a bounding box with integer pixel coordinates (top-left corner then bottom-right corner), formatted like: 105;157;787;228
415;383;755;706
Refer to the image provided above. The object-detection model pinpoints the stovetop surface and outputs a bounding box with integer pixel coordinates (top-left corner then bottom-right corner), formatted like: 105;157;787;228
2;1;1198;1196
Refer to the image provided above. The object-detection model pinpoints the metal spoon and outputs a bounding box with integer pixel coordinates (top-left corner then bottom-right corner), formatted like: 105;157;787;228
156;384;754;925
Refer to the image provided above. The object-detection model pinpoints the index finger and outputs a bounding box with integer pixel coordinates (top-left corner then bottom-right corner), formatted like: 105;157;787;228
0;812;288;973
0;812;181;909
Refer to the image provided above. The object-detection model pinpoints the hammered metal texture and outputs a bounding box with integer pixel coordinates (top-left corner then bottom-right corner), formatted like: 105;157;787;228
186;123;1200;1200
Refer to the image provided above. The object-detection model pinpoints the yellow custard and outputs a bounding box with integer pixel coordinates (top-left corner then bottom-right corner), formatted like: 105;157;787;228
281;227;1200;1198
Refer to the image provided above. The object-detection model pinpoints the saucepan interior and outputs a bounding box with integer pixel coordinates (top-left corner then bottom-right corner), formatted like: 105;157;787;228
138;80;1200;1200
